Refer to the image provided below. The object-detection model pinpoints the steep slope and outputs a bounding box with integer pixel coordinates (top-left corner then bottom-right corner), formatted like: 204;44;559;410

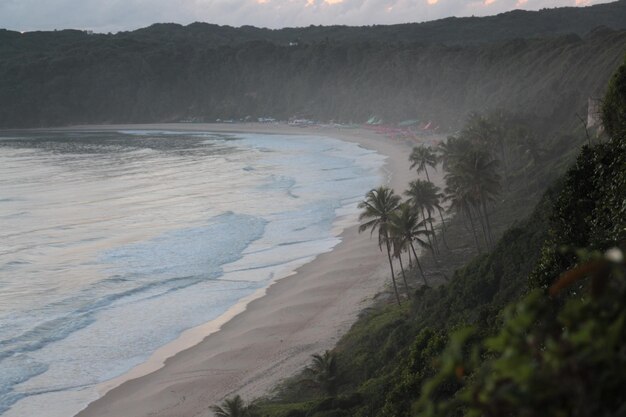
1;2;626;129
1;28;624;128
256;55;626;417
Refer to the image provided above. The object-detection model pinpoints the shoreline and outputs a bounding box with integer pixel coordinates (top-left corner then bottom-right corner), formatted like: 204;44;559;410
46;123;424;417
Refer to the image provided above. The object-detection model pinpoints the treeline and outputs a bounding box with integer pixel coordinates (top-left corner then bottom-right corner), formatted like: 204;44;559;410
3;0;626;52
356;108;547;305
212;56;626;417
1;3;626;129
1;31;624;129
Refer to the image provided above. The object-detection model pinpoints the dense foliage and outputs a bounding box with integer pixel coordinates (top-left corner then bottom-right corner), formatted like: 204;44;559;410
1;2;625;128
417;256;625;417
603;54;626;139
246;57;626;417
3;1;626;51
531;56;626;290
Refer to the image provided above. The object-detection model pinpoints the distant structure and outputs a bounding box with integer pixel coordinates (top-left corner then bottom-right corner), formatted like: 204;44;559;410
587;97;603;129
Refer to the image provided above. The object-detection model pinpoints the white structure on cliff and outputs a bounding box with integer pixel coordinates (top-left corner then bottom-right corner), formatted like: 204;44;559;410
587;97;603;129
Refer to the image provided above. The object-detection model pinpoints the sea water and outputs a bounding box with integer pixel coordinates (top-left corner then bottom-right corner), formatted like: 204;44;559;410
0;130;384;417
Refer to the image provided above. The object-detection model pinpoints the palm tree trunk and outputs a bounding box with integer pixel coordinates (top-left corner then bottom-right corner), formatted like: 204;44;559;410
424;167;431;182
438;209;451;250
465;207;482;254
420;207;436;258
475;204;490;249
397;252;411;299
427;212;440;254
481;198;494;248
385;238;402;305
409;241;428;286
460;210;472;233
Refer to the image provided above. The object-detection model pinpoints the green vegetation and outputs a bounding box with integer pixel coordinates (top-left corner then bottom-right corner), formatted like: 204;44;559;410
211;56;626;417
358;187;403;305
210;395;257;417
404;181;439;257
1;2;625;128
414;251;625;417
443;148;501;250
303;351;339;397
603;53;626;139
409;147;438;183
388;202;431;287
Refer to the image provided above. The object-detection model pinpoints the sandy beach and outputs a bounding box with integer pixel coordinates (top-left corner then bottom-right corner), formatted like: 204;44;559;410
64;123;428;417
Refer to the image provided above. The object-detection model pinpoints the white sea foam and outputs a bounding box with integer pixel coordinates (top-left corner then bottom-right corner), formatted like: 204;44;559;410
0;130;383;417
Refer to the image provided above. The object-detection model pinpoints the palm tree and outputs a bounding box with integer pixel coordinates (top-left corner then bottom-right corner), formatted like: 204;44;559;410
210;395;255;417
511;126;544;175
445;150;500;248
463;112;509;183
419;180;450;250
390;236;411;298
444;180;483;253
462;112;497;148
358;186;402;305
434;197;451;250
304;350;338;397
437;136;475;172
409;145;438;182
404;179;443;254
388;202;431;286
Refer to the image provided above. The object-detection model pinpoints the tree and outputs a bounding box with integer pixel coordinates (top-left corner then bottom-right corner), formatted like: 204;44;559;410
511;126;544;176
414;249;626;417
388;202;432;286
437;136;475;172
602;54;626;139
444;177;483;253
405;179;443;254
358;186;402;305
304;350;338;397
210;395;256;417
390;233;412;299
444;150;500;248
463;112;510;183
461;112;496;150
409;145;438;182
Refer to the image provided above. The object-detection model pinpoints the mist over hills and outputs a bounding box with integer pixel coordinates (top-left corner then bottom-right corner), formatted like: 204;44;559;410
1;0;626;128
95;0;626;46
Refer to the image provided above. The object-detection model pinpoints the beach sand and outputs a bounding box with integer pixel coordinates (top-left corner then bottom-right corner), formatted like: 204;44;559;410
66;123;432;417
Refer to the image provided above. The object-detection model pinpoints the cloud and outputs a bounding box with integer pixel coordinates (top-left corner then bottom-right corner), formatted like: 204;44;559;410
0;0;614;33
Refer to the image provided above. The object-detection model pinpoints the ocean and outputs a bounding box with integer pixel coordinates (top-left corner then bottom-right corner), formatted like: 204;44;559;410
0;129;384;417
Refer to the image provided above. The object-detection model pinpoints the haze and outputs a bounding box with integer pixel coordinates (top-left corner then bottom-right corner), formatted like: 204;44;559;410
0;0;614;33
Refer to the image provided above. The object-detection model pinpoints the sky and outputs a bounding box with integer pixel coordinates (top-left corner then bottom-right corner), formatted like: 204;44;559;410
0;0;615;33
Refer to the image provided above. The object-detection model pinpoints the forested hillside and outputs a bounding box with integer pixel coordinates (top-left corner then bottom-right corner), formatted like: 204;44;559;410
1;1;626;128
242;53;626;417
3;0;626;50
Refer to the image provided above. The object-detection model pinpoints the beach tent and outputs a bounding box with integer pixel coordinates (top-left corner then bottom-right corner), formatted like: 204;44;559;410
366;116;383;125
398;119;419;127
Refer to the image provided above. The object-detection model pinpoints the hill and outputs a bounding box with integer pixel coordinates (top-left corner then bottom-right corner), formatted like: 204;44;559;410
1;2;626;128
3;0;626;50
252;53;626;417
